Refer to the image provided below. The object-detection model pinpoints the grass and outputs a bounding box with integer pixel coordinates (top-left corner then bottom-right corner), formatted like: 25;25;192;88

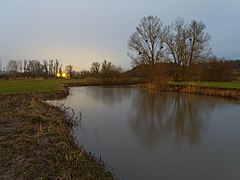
0;95;113;179
0;77;143;95
169;81;240;89
0;78;101;95
1;79;239;96
0;79;60;94
0;79;113;179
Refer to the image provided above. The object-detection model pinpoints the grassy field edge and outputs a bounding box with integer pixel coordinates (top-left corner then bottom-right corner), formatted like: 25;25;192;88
0;80;113;179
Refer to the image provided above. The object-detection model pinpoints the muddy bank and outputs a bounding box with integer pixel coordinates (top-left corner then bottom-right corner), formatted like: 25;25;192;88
141;83;240;99
0;95;113;179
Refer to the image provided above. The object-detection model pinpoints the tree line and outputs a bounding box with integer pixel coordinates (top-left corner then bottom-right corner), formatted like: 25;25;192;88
0;58;124;82
0;59;74;79
0;57;239;82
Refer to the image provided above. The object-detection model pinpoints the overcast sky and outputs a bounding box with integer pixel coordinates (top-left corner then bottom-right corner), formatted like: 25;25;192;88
0;0;240;70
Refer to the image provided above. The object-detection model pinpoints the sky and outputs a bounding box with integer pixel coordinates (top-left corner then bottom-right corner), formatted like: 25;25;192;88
0;0;240;71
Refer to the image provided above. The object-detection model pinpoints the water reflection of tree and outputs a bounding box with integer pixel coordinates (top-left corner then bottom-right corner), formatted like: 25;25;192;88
129;89;219;148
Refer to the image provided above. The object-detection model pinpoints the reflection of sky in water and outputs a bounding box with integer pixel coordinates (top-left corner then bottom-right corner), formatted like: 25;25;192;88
48;87;240;180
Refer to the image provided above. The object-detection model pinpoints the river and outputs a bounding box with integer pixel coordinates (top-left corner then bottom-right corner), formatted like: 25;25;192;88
49;86;240;180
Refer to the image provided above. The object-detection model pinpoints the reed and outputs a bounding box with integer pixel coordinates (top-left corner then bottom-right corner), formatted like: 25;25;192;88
142;82;240;99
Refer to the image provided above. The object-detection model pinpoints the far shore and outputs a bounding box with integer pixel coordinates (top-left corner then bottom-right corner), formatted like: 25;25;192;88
139;82;240;99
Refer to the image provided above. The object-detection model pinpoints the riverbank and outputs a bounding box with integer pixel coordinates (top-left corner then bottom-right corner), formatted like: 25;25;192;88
1;79;239;179
0;93;113;179
141;83;240;99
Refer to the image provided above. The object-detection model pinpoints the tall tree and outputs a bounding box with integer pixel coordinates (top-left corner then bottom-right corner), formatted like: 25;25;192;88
48;60;54;77
128;15;164;78
164;18;212;80
42;60;49;78
6;60;22;77
65;65;73;78
27;60;43;78
90;61;101;76
54;59;59;75
188;20;212;64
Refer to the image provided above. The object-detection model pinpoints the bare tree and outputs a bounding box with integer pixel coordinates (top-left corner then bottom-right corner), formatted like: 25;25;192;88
48;59;54;77
54;59;59;75
42;60;49;78
27;60;44;78
164;18;212;80
6;60;22;77
128;15;164;79
188;20;212;64
23;60;27;73
65;65;73;78
101;60;122;82
90;61;101;76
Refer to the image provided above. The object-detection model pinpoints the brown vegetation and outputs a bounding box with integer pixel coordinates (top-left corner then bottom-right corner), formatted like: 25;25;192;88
126;60;237;83
200;61;234;81
0;95;113;179
141;83;240;99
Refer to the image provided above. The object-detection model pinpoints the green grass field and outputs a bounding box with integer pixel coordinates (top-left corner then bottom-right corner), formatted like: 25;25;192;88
0;79;91;95
1;79;240;95
170;81;240;89
0;79;59;95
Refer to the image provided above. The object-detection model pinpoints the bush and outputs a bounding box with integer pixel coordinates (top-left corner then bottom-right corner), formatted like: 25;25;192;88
201;61;234;81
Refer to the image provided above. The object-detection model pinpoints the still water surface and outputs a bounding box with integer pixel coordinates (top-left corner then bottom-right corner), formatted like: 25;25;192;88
50;86;240;180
